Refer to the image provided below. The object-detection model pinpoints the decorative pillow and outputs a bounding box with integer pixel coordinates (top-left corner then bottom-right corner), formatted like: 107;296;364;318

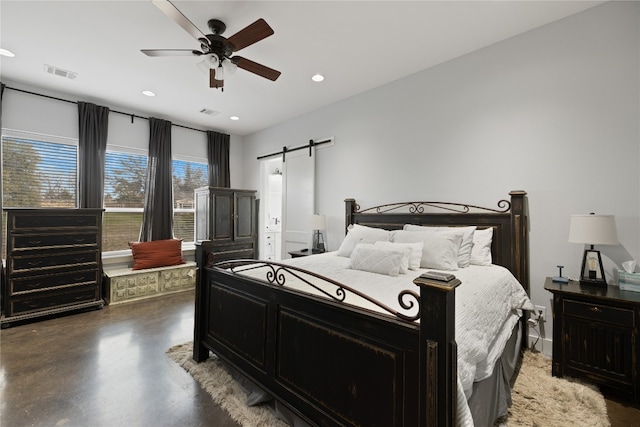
349;244;405;277
403;225;476;268
470;227;493;266
374;240;423;270
391;229;462;271
129;239;185;270
337;224;391;257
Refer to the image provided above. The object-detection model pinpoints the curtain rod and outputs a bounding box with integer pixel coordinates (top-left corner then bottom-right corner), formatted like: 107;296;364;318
257;138;333;162
5;86;207;133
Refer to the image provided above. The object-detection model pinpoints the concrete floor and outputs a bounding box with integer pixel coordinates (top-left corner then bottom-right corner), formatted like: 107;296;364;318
1;290;639;427
0;291;238;427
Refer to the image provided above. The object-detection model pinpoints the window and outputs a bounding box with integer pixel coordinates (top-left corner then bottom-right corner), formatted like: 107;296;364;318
103;149;208;251
1;131;78;258
1;131;208;254
103;149;147;252
172;158;208;242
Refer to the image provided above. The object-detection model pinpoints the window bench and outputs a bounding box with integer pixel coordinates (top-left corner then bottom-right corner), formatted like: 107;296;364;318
103;262;197;305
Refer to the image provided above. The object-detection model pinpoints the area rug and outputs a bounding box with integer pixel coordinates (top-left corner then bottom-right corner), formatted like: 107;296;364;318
167;343;610;427
496;350;610;427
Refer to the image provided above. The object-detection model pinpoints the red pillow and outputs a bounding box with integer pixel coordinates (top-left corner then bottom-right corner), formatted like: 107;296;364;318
129;239;185;270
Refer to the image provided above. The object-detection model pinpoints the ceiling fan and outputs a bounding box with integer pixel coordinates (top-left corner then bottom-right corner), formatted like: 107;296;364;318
142;0;281;90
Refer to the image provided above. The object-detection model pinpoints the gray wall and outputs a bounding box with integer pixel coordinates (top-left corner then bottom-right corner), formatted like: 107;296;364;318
241;1;640;352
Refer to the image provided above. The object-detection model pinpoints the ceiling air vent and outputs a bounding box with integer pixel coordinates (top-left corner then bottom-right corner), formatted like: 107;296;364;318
199;108;220;116
43;64;78;80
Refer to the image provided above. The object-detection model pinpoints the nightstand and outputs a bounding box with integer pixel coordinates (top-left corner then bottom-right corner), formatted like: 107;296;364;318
545;277;640;404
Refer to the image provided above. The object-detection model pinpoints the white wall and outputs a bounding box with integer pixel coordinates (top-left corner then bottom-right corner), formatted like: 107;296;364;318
242;2;640;354
1;80;246;188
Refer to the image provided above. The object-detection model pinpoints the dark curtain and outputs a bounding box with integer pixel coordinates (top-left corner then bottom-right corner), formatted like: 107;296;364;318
139;118;174;242
207;130;230;187
1;83;5;221
78;101;110;208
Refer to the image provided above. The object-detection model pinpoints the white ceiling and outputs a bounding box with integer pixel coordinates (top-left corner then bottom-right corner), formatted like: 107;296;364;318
0;1;603;136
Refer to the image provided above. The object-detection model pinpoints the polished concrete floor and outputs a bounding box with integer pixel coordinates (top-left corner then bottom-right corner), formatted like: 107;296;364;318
1;290;639;427
0;291;238;427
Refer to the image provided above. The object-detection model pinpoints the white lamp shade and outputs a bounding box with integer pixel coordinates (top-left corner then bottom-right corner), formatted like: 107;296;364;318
312;214;326;230
222;58;237;77
568;214;619;245
197;54;219;74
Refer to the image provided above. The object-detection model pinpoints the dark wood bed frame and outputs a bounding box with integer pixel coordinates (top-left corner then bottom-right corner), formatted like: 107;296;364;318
193;190;529;427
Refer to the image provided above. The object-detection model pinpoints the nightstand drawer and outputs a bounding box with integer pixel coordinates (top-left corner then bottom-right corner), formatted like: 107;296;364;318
564;299;634;327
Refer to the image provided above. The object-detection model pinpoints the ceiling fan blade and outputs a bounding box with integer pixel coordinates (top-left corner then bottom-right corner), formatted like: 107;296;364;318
141;49;202;57
152;0;207;41
225;19;274;52
210;69;224;89
234;56;281;81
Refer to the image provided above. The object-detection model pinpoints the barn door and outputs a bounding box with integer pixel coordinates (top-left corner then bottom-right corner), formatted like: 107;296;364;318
281;147;315;258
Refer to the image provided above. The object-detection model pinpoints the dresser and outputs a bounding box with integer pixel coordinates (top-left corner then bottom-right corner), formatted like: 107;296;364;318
1;209;104;328
545;277;640;403
194;187;257;263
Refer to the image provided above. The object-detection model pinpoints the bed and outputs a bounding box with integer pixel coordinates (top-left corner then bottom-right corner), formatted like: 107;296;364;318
193;190;532;426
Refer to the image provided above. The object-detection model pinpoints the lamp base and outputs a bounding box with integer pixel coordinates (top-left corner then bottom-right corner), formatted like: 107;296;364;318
579;248;608;288
579;278;608;288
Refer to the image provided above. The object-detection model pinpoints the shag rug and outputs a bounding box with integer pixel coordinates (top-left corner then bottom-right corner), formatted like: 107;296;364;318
167;343;610;427
495;350;610;427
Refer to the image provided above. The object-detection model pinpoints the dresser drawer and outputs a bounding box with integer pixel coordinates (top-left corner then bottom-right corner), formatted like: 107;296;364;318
9;287;99;316
9;269;100;295
10;250;100;274
564;299;634;327
10;212;101;230
10;232;99;251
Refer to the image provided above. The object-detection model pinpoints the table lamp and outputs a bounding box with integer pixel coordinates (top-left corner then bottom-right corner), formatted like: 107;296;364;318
568;213;618;287
312;214;326;253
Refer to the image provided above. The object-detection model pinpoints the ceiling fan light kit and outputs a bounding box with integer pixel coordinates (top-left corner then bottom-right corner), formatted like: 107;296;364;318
143;0;281;90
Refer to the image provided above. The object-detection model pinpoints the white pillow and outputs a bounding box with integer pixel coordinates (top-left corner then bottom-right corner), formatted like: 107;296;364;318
391;230;462;271
337;224;391;257
403;225;476;268
374;240;423;270
354;242;410;274
470;227;493;266
349;244;405;277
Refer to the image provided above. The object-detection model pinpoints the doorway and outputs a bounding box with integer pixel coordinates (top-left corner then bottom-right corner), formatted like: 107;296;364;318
261;158;283;261
259;146;316;260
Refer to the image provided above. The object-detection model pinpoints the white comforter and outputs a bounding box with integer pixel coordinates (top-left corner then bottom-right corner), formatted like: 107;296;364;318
237;252;534;426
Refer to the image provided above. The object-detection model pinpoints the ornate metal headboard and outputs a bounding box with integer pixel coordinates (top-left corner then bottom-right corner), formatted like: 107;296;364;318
344;191;529;294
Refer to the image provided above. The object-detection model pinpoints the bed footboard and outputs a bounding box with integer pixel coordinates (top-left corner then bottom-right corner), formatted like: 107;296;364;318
193;256;460;427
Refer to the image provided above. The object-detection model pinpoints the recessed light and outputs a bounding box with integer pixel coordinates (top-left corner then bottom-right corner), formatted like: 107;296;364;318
230;116;240;121
0;48;15;57
142;90;156;97
311;74;325;82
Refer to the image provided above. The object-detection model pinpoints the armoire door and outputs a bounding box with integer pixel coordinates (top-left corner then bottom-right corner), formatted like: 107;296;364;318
211;189;234;242
234;192;255;242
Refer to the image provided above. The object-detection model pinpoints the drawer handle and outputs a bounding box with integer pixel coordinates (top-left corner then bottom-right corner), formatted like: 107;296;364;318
28;240;43;245
28;261;43;266
589;306;602;313
73;238;87;243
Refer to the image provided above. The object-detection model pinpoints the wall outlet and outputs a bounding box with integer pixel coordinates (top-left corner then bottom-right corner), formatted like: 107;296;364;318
534;305;546;321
